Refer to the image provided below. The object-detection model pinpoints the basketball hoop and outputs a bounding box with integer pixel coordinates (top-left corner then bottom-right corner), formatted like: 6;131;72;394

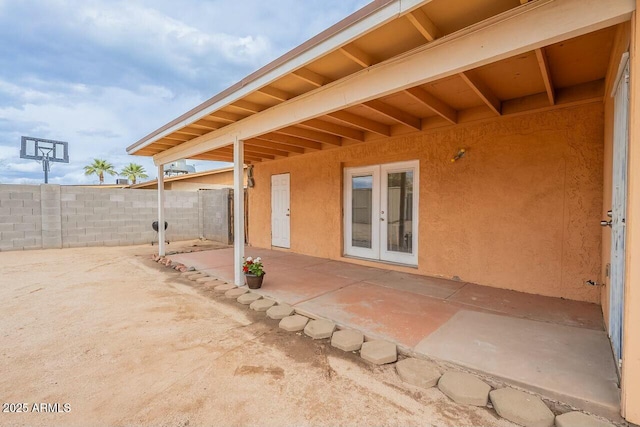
20;136;69;184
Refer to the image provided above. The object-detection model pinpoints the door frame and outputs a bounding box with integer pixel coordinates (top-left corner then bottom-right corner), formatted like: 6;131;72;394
608;53;630;368
271;173;290;249
343;160;419;266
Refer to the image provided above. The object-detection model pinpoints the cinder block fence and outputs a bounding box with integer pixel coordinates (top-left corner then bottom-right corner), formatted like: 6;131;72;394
0;184;231;251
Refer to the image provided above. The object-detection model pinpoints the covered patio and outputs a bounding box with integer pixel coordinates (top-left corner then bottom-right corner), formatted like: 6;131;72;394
170;247;619;419
128;0;640;422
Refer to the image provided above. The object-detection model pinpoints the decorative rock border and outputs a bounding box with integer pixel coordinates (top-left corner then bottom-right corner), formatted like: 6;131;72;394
154;260;619;427
331;329;364;351
279;314;309;332
361;340;398;365
438;371;491;407
237;292;262;305
304;319;336;340
396;358;441;390
490;388;555;427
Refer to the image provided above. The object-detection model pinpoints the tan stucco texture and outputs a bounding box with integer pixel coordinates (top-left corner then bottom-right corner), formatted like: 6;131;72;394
249;103;604;303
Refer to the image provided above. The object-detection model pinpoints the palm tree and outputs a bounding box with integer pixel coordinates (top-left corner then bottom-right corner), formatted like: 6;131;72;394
120;163;148;185
84;159;117;185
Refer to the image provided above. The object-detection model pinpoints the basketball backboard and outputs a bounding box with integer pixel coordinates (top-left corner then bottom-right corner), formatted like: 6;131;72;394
20;136;69;163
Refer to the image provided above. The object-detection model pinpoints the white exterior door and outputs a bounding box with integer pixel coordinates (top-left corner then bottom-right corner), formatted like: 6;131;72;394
608;56;629;367
271;173;290;248
344;160;419;266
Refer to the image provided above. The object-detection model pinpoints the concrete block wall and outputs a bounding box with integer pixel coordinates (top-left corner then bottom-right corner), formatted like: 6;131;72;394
0;185;43;251
0;184;230;251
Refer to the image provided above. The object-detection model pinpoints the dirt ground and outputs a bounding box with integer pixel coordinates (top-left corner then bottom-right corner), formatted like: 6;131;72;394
0;241;516;427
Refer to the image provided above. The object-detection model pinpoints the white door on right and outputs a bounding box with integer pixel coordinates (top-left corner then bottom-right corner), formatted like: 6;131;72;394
344;160;419;266
271;173;290;248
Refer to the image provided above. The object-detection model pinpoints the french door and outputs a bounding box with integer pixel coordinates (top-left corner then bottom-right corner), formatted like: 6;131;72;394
344;160;419;265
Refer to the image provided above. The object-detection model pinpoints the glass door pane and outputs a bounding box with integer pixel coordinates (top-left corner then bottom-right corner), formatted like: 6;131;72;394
344;166;379;260
380;160;418;265
386;171;413;253
352;175;373;248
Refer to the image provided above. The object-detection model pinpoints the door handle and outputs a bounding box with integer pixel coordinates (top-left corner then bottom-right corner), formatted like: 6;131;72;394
600;220;612;227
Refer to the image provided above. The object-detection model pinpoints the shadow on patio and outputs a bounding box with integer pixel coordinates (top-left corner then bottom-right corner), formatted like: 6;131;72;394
171;247;619;419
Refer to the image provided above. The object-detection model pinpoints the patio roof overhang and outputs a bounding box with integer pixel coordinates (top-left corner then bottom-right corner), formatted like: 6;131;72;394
126;0;634;167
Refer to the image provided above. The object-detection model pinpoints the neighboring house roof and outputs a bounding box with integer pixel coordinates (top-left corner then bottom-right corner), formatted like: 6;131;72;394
131;166;243;189
127;0;634;166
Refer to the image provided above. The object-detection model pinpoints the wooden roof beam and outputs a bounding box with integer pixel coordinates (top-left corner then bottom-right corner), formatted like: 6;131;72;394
406;9;440;42
196;151;263;163
459;71;501;115
258;86;293;102
339;44;374;68
327;110;390;136
192;119;223;130
275;126;342;146
299;119;365;141
175;127;210;137
245;138;305;154
292;68;331;88
216;146;275;160
163;134;193;142
255;134;322;150
155;139;182;148
535;47;555;105
362;99;422;130
208;111;245;123
405;87;457;124
243;144;291;157
230;100;266;114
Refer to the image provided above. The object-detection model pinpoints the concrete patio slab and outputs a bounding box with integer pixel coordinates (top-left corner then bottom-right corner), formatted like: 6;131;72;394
490;388;554;427
364;271;466;300
438;372;491;406
252;268;359;305
395;358;441;389
416;310;620;419
237;292;262;305
304;319;336;339
250;298;276;312
448;283;604;330
331;330;364;352
264;253;330;271
555;411;615;427
266;304;295;319
297;282;460;347
360;340;397;365
305;260;388;282
279;315;309;332
187;272;207;281
172;250;236;271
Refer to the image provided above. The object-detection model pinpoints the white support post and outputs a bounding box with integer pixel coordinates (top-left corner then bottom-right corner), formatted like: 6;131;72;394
233;137;245;286
157;164;166;257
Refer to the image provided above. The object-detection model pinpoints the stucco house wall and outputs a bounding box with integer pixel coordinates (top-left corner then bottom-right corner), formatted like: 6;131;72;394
248;103;604;303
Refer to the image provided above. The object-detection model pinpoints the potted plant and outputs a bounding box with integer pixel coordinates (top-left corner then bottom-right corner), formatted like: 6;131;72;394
242;256;265;289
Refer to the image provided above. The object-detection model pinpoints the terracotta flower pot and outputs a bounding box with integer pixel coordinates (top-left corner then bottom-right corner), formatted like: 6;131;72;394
245;273;265;289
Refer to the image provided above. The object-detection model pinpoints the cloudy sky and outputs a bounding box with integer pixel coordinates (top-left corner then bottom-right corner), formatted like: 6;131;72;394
0;0;369;185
